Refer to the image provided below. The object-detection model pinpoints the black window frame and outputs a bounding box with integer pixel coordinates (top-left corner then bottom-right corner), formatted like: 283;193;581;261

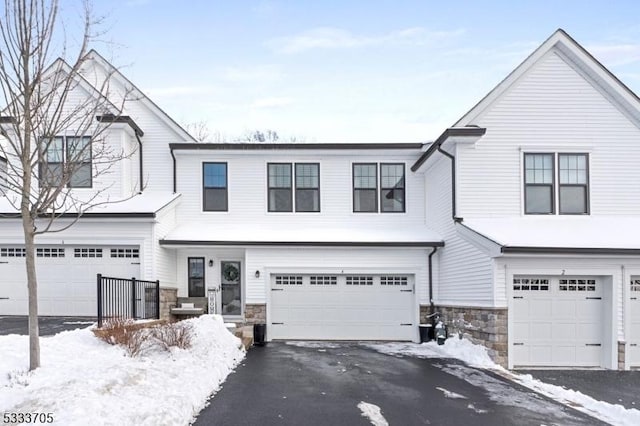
558;153;590;215
188;257;205;298
523;153;555;215
267;162;293;212
202;162;228;212
40;135;93;188
353;163;378;213
294;162;320;212
380;163;406;213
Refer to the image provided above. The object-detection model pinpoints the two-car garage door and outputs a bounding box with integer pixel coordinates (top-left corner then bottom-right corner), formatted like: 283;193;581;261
512;276;603;367
269;273;416;341
0;245;140;316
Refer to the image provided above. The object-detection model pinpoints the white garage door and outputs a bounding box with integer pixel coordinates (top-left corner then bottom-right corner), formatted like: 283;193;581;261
629;278;640;367
512;276;603;367
0;245;140;316
270;273;415;341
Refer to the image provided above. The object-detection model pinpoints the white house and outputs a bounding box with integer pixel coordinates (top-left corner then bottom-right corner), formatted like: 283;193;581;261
2;29;640;370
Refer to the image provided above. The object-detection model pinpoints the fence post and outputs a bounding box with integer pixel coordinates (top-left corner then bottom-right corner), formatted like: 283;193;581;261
131;277;137;319
155;280;160;320
97;274;103;328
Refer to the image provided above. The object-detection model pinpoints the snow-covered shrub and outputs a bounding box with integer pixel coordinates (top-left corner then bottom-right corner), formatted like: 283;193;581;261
95;317;152;357
151;321;193;351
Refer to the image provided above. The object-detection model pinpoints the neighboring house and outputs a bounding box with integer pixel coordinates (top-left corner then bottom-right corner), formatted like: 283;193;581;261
1;29;639;370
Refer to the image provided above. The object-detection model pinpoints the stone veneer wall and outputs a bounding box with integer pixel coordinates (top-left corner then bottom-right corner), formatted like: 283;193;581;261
245;304;266;324
159;287;178;322
619;341;626;370
421;305;508;367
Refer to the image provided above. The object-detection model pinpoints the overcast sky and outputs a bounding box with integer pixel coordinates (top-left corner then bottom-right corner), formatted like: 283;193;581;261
68;0;640;142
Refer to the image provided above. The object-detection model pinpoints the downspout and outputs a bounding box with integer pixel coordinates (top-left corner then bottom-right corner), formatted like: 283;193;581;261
437;145;457;219
134;133;144;193
428;246;438;316
170;146;177;193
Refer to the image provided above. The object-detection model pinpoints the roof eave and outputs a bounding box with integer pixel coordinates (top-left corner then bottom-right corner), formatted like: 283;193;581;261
411;126;486;172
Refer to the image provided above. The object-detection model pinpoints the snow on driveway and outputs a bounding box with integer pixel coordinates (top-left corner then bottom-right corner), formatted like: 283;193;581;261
0;315;245;426
366;339;640;426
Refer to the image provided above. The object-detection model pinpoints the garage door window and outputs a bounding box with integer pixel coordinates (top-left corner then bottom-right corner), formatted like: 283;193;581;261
74;248;103;258
559;278;596;292
380;276;408;286
0;247;26;257
631;279;640;292
513;278;549;291
310;276;337;285
346;276;373;286
275;275;303;285
36;248;65;258
110;248;139;258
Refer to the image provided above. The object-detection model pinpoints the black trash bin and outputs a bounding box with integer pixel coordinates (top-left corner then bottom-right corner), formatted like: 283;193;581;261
253;323;266;346
419;324;433;343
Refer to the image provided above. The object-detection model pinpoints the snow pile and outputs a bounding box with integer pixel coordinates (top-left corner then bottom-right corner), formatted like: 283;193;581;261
357;401;388;426
365;338;495;368
367;338;640;426
0;315;244;426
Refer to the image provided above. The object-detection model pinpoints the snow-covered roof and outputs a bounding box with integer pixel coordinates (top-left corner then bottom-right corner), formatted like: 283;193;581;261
0;192;180;218
460;216;640;253
161;224;442;247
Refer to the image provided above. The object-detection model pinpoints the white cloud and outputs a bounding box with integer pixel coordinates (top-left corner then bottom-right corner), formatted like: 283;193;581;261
267;26;465;54
222;65;283;83
250;97;294;109
587;43;640;67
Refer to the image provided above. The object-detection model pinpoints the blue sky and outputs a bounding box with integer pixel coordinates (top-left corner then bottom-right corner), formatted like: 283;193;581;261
70;1;640;142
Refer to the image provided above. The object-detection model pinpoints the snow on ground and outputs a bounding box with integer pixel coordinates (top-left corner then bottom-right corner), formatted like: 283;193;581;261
366;338;640;426
0;315;245;426
357;401;389;426
285;341;342;349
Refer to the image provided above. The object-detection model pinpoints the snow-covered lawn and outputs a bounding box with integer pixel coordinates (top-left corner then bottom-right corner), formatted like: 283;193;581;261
366;338;640;426
0;315;245;426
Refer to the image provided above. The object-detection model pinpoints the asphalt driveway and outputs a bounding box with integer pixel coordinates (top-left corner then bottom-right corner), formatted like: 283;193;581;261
0;316;96;336
195;342;603;426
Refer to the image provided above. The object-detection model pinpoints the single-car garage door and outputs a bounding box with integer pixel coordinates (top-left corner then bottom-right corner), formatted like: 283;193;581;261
629;277;640;367
270;273;415;341
0;245;140;316
512;276;603;367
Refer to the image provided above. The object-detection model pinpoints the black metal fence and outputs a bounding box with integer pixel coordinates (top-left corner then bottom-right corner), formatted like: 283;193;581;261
97;274;160;328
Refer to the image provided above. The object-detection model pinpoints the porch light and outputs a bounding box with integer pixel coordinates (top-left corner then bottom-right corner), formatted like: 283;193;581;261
209;259;214;267
255;270;260;278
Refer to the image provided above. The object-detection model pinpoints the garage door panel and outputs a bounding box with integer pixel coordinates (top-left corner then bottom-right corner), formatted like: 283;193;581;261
0;245;140;316
512;276;602;367
627;279;640;367
270;273;415;341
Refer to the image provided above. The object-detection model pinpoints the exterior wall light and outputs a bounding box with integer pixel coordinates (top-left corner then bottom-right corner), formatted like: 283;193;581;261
208;259;214;267
255;270;260;278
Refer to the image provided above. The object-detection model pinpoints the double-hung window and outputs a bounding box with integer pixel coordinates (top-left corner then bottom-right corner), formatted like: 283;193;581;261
295;163;320;212
40;136;92;188
203;162;228;211
558;154;589;214
268;163;293;212
524;153;554;214
353;163;378;212
354;163;406;213
268;163;320;212
524;152;589;215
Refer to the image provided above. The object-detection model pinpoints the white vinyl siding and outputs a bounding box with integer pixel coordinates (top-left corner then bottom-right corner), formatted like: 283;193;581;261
424;157;494;306
456;50;640;218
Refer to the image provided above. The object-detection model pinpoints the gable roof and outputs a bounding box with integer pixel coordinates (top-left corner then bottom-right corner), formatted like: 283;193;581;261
454;29;640;128
83;50;197;142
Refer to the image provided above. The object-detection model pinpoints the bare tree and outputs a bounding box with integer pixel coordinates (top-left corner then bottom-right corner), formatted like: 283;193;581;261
0;0;134;370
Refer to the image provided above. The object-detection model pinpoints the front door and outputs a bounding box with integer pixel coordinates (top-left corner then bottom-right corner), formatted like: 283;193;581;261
188;257;205;297
221;261;241;315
